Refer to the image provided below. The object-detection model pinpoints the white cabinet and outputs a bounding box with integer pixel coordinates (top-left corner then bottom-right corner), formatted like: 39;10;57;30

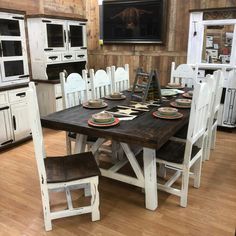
187;9;236;128
0;86;31;149
187;10;236;67
27;15;88;81
0;11;29;86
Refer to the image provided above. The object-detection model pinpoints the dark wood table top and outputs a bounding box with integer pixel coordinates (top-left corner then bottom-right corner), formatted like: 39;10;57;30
41;91;190;150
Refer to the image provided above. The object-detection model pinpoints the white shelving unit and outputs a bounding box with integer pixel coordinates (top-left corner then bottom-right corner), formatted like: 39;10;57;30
0;10;29;86
0;9;31;150
27;14;88;115
187;8;236;128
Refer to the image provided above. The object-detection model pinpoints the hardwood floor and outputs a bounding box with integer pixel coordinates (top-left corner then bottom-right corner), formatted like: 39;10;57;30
0;129;235;236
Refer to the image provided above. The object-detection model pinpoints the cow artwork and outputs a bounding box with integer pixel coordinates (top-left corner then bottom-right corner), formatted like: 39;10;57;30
111;7;152;36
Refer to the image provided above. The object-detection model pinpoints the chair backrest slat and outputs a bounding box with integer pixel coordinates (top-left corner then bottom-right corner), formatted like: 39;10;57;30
111;64;130;93
89;68;112;99
184;75;214;164
60;72;88;109
187;77;213;144
170;62;197;88
213;70;224;113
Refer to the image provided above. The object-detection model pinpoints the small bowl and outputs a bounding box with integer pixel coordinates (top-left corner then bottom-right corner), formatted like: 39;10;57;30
158;107;178;116
176;99;192;106
92;112;114;123
167;82;181;88
88;99;103;107
188;91;193;96
110;92;122;98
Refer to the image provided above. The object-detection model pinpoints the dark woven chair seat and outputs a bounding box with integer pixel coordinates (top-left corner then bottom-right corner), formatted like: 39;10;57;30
68;132;98;142
45;152;101;183
156;140;200;164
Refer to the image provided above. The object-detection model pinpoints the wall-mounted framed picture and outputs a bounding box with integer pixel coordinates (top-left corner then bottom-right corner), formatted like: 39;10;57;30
102;0;167;44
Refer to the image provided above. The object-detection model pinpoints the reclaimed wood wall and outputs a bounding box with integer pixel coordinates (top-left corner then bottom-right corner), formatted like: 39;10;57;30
85;0;236;85
0;0;85;16
0;0;235;84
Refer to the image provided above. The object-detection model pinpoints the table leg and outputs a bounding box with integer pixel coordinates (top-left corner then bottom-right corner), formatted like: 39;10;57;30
143;147;158;210
74;134;87;153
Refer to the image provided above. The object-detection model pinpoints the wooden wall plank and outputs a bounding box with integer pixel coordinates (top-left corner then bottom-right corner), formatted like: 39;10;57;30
1;0;235;85
86;0;236;85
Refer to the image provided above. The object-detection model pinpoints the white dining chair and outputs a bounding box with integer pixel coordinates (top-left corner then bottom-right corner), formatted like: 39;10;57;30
89;68;112;99
207;69;225;150
60;71;95;155
170;62;198;88
27;82;101;231
155;76;213;207
111;64;130;93
203;70;224;161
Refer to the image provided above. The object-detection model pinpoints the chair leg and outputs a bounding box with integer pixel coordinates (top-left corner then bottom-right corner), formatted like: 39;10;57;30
193;157;202;188
41;187;52;231
157;163;166;178
202;133;208;161
66;133;72;155
205;131;212;161
180;168;189;208
91;177;100;221
84;183;91;197
211;125;217;150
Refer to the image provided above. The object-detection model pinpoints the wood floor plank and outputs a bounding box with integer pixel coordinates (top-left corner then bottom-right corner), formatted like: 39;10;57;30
0;129;235;236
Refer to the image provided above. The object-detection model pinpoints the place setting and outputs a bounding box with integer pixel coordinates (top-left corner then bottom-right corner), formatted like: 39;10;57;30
165;82;185;89
104;92;126;100
182;90;193;99
152;107;183;120
83;99;108;109
161;89;179;97
170;98;192;108
88;112;120;128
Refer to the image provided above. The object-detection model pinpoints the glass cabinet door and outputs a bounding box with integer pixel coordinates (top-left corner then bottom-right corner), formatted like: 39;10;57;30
0;16;29;82
1;40;22;57
47;24;64;48
68;22;86;50
201;24;235;65
44;20;66;51
0;19;20;36
69;25;83;47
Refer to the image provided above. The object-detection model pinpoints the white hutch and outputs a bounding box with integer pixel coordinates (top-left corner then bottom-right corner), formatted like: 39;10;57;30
187;7;236;128
0;9;31;150
27;14;88;115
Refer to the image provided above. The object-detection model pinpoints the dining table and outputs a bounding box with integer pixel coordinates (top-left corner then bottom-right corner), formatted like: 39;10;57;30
41;90;191;211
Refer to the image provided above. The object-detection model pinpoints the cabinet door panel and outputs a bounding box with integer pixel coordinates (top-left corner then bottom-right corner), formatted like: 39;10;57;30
11;102;31;141
43;19;66;51
68;21;86;51
0;18;20;36
0;106;13;146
